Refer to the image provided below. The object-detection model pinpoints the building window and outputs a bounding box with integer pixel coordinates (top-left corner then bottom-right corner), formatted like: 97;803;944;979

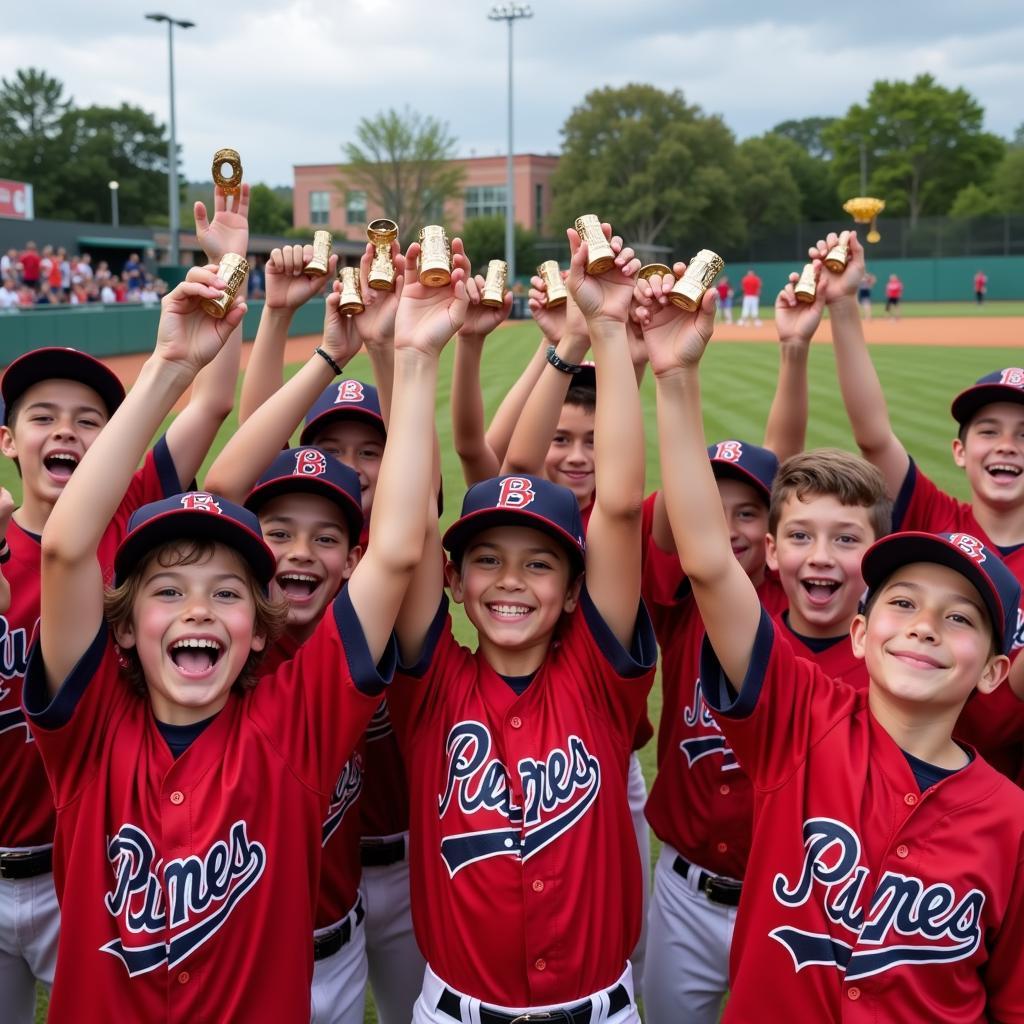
534;183;544;232
346;190;367;226
465;185;507;220
310;191;330;226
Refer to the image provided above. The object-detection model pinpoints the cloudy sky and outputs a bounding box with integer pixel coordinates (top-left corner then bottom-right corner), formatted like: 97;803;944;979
6;1;1023;186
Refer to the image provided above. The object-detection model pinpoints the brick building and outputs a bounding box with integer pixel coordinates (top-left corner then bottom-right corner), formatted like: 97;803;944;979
292;154;559;237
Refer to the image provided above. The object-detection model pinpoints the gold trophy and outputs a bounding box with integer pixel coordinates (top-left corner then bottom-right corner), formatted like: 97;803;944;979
212;148;243;197
337;267;364;315
574;215;615;274
669;249;725;311
305;230;333;277
638;263;673;280
843;196;886;244
824;230;851;274
537;260;567;307
418;225;451;287
201;253;248;319
794;263;817;303
481;260;508;307
367;219;399;291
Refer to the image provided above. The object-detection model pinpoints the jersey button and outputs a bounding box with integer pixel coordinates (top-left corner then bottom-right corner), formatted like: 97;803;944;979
896;844;909;859
534;958;546;971
177;971;190;985
716;841;728;854
170;791;185;805
532;879;544;893
719;784;731;796
847;986;861;1001
904;793;918;806
510;716;523;729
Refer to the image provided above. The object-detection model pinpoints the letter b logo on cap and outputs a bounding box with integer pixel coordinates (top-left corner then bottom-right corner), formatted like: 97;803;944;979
334;380;366;405
950;533;986;563
180;493;222;514
294;449;327;477
497;477;536;509
714;441;744;463
999;368;1024;389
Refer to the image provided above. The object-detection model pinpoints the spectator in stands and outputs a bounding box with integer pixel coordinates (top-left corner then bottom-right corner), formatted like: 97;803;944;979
100;277;117;304
974;269;988;305
738;267;762;326
95;260;111;284
0;278;18;309
19;241;41;290
122;251;143;290
17;285;35;307
73;253;94;285
0;249;17;281
46;248;64;297
139;278;159;305
59;248;72;295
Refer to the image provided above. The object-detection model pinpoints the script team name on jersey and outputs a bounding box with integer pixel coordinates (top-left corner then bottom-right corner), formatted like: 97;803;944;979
0;616;33;740
680;678;738;770
322;753;363;846
769;817;984;980
436;720;600;876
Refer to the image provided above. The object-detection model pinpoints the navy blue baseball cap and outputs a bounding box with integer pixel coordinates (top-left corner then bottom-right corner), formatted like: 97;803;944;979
114;492;277;589
443;474;586;574
244;447;363;544
572;361;596;393
299;379;385;446
707;440;778;502
1;347;125;426
862;531;1021;655
951;369;1024;427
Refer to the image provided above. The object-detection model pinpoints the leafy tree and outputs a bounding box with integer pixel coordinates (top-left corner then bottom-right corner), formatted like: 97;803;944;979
989;148;1024;212
825;74;1004;225
744;133;838;222
550;84;746;255
733;137;802;232
770;116;837;160
459;215;536;274
341;107;465;231
247;183;292;235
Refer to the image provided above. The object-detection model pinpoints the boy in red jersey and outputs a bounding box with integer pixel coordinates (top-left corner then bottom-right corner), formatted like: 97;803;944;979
647;265;1024;1023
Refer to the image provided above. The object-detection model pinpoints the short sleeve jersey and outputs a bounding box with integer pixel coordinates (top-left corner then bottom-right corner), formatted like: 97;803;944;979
389;590;656;1007
0;440;179;848
22;588;391;1024
701;613;1024;1023
895;459;1024;774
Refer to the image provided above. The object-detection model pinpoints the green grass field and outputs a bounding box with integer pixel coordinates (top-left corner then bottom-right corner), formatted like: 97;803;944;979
735;299;1024;321
15;326;1019;1022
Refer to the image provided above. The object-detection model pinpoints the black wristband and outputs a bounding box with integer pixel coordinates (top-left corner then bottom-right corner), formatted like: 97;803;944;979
315;346;343;377
0;540;10;565
546;345;583;375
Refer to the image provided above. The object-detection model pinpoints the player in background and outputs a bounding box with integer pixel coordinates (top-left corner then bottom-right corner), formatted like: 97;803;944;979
390;223;654;1024
0;182;248;1024
23;247;455;1020
824;228;1024;778
646;264;1024;1023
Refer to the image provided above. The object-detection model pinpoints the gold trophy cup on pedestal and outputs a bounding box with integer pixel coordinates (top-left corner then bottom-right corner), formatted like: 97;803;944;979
843;196;886;244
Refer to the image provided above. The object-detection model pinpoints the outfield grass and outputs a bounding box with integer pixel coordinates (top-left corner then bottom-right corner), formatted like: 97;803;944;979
16;328;1019;1023
735;299;1024;322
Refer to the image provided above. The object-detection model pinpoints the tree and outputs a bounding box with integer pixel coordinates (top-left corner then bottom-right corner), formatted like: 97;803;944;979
550;84;746;255
949;183;999;218
990;148;1024;212
459;215;536;274
341;108;465;231
733;137;802;233
825;74;1005;226
247;184;292;235
747;133;839;222
770;116;837;160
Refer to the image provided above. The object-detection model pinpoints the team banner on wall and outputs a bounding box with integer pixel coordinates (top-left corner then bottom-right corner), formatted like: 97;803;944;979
0;180;34;221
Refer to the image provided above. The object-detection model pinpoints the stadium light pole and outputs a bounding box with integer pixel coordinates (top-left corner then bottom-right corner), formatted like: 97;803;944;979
108;180;120;228
488;3;532;289
146;13;195;266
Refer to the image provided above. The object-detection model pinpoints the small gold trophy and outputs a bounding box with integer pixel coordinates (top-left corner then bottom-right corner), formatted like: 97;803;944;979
824;230;851;274
669;249;725;311
212;148;243;197
638;263;673;280
305;230;333;277
794;263;817;303
574;215;615;274
337;267;364;315
842;196;886;244
201;253;248;319
418;225;451;287
367;219;399;291
481;260;508;307
537;261;567;307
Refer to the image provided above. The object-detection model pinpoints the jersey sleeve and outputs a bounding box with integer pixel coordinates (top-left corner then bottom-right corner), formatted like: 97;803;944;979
982;846;1024;1022
249;584;396;796
698;610;858;789
21;625;128;806
892;458;967;533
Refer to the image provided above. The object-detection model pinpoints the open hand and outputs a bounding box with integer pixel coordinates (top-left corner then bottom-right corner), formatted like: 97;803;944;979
461;272;512;337
633;265;717;376
393;238;470;356
527;272;566;342
565;224;641;325
322;282;365;368
808;229;864;304
354;241;406;349
266;244;335;311
194;184;251;264
775;265;825;344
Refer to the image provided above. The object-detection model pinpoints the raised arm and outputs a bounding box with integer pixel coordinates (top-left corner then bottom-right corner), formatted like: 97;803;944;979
762;265;824;462
354;241;405;429
565;224;644;645
815;230;909;497
349;241;468;664
41;270;244;693
638;271;762;687
204;286;363;502
239;244;336;422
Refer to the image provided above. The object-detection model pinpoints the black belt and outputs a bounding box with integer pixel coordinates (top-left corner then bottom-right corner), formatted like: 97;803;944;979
312;897;365;961
673;855;742;907
360;836;405;867
0;847;53;880
437;982;629;1024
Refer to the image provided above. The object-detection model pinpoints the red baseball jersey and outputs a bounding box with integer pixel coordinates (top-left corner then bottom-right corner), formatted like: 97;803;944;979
701;612;1024;1022
389;590;656;1006
23;588;390;1023
895;459;1024;774
0;441;178;849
